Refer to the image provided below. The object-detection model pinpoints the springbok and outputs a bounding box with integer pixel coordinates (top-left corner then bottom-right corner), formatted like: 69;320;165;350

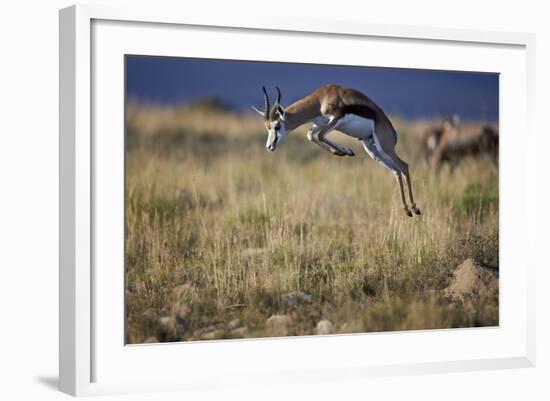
252;84;421;217
422;115;461;164
424;115;499;172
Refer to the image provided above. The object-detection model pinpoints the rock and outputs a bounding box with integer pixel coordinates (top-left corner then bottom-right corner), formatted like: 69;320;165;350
227;319;241;330
444;258;498;301
159;316;174;329
142;308;159;321
265;314;293;336
159;312;187;338
159;315;180;339
316;319;334;335
282;291;312;309
143;336;159;343
192;325;220;341
199;330;222;340
229;326;248;338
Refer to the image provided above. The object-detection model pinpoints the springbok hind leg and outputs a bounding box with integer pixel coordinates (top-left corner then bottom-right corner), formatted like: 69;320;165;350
404;173;421;215
395;173;413;217
388;150;421;216
362;138;413;217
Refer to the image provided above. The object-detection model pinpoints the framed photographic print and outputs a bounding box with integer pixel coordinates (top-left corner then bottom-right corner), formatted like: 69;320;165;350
59;4;536;397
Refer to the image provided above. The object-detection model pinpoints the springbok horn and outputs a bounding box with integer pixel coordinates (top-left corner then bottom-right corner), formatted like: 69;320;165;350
262;86;270;121
270;86;282;119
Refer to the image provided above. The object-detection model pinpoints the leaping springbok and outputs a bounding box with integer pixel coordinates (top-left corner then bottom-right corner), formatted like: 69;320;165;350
252;84;421;217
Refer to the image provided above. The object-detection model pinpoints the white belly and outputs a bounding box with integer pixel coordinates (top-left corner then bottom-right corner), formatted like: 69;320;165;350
337;114;374;139
313;114;374;140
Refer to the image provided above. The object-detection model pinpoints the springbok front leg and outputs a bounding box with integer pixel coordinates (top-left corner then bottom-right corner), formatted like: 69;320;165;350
307;123;350;156
317;116;355;156
306;124;345;155
318;131;355;156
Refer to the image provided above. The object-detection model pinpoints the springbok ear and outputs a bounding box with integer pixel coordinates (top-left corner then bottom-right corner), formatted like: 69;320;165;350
251;105;265;117
277;105;286;121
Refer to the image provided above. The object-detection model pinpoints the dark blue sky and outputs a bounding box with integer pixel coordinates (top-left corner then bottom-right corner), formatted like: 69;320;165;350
126;55;499;121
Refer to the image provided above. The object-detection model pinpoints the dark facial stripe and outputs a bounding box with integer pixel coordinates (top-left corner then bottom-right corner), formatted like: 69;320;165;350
272;134;279;148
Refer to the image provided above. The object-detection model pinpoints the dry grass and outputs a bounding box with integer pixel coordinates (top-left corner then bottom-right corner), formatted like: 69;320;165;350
125;102;499;344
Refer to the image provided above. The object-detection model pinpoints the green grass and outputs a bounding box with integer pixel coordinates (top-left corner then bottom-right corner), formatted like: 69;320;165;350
124;105;499;343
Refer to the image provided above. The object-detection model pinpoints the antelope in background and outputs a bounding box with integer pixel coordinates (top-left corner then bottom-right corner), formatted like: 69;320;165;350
252;84;421;217
423;115;499;172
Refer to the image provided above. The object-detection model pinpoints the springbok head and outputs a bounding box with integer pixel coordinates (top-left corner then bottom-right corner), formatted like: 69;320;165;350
443;113;460;130
252;86;288;152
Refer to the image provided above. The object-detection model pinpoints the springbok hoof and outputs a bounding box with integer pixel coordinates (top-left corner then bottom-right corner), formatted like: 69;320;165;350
331;149;347;156
411;205;421;215
346;148;355;156
404;207;413;217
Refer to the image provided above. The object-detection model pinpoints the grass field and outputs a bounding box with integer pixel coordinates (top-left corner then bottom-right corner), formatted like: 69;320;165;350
125;102;499;344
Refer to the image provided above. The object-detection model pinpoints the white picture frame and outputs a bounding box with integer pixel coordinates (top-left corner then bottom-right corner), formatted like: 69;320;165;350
59;4;536;397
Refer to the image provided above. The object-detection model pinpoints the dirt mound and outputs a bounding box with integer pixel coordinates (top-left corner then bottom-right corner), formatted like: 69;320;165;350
265;315;293;336
444;258;498;301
